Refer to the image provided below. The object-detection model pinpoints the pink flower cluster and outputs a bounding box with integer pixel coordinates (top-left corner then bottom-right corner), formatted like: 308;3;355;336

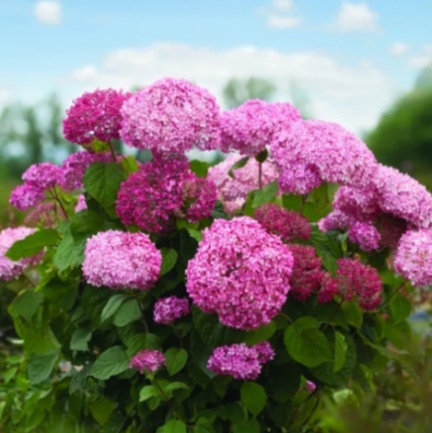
116;155;216;233
289;245;324;301
270;120;377;195
129;349;165;373
153;296;190;325
120;78;221;153
348;222;381;252
0;227;40;280
207;342;274;380
220;100;301;156
254;203;311;242
186;217;293;330
63;89;131;145
82;230;161;290
318;258;382;310
394;229;432;287
207;154;279;213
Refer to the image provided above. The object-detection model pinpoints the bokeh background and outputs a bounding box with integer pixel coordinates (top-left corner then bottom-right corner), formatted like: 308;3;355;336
1;0;432;223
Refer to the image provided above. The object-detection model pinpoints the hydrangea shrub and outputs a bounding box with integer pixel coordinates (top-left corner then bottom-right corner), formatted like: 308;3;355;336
0;78;430;433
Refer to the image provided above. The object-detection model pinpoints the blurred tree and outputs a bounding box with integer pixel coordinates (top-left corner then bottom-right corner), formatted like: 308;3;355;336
223;77;276;108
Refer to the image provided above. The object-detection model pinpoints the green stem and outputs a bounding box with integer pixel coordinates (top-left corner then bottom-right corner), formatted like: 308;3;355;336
258;161;263;189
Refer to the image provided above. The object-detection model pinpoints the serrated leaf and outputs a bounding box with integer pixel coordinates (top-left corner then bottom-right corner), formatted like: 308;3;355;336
165;347;188;376
101;294;128;323
53;232;85;271
27;351;58;384
240;382;267;416
90;346;129;380
390;295;411;323
6;229;59;260
113;299;142;327
334;331;347;372
70;328;92;352
160;248;178;276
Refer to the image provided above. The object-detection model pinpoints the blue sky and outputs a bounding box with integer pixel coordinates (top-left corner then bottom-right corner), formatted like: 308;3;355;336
1;0;431;133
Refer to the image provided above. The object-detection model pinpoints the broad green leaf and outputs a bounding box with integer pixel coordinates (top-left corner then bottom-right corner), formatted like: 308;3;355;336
160;248;178;276
165;347;188;376
342;302;363;328
113;299;142;327
284;325;332;367
121;155;139;174
69;210;105;242
244;322;276;345
194;416;216;433
252;180;278;208
334;331;347;372
90;396;115;426
9;290;42;322
83;162;126;217
187;228;203;242
139;385;160;402
294;316;319;330
101;294;128;323
70;328;92;352
281;194;302;212
53;232;85;271
228;156;249;178
90;346;129;380
390;295;411;323
6;229;59;260
232;419;260;433
27;351;58;384
165;381;190;395
240;382;267;416
159;420;187;433
190;160;209;177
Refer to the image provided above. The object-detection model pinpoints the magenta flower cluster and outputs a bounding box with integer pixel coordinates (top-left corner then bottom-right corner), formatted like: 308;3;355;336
120;78;221;154
186;217;293;330
153;296;190;325
63;88;131;145
82;230;161;290
0;227;40;280
129;349;165;374
207;342;274;380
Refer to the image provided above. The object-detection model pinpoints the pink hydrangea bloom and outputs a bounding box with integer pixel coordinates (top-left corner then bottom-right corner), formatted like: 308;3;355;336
394;229;432;287
82;230;161;290
129;349;165;373
22;162;64;190
306;380;317;392
289;245;324;301
24;202;56;227
0;227;41;280
207;154;279;213
60;151;113;191
75;194;87;212
9;184;45;211
254;203;311;242
153;296;190;324
318;258;382;310
220;100;301;156
186;217;293;330
348;222;381;251
63;89;131;145
120;78;221;153
207;342;274;380
270;120;377;194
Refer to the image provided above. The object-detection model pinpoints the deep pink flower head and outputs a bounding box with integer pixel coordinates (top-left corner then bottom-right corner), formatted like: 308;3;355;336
318;258;382;310
394;229;432;287
82;230;161;290
270;120;377;194
60;151;113;191
22;162;64;190
153;296;190;324
10;184;45;211
348;222;381;251
120;78;221;153
207;154;279;213
255;203;311;242
207;342;274;380
63;89;131;145
0;227;41;280
186;217;293;330
306;380;317;392
289;245;324;301
220;100;301;156
129;349;165;374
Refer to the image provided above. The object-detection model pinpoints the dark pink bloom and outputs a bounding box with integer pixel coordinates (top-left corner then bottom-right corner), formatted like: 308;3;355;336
129;349;165;373
153;296;190;325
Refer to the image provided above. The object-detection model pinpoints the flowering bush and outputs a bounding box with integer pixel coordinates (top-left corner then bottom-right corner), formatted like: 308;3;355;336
1;77;431;433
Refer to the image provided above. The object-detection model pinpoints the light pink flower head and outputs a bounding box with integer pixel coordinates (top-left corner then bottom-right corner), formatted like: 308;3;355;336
186;217;293;330
120;78;221;153
22;162;64;190
9;184;45;211
153;296;190;325
129;349;165;373
82;230;161;290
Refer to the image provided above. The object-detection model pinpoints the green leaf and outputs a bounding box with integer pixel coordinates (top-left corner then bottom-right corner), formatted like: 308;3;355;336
27;351;58;384
90;396;115;426
241;382;267;416
159;420;187;433
9;290;42;322
90;346;129;380
390;295;412;323
187;228;203;242
228;156;249;178
69;210;105;242
294;316;320;330
334;331;347;372
83;162;127;217
252;180;278;208
232;419;260;433
101;294;128;322
70;328;92;352
244;322;277;345
139;385;160;402
165;347;188;376
6;229;59;260
281;194;302;212
194;417;216;433
160;248;178;276
284;325;332;367
121;155;139;174
190;160;209;177
343;302;363;328
113;299;142;327
53;232;85;271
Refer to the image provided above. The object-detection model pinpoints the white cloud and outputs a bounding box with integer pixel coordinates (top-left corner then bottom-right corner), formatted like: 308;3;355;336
259;0;301;29
34;1;61;25
66;42;395;133
267;15;301;29
390;42;409;56
272;0;294;11
335;2;378;32
408;45;432;69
